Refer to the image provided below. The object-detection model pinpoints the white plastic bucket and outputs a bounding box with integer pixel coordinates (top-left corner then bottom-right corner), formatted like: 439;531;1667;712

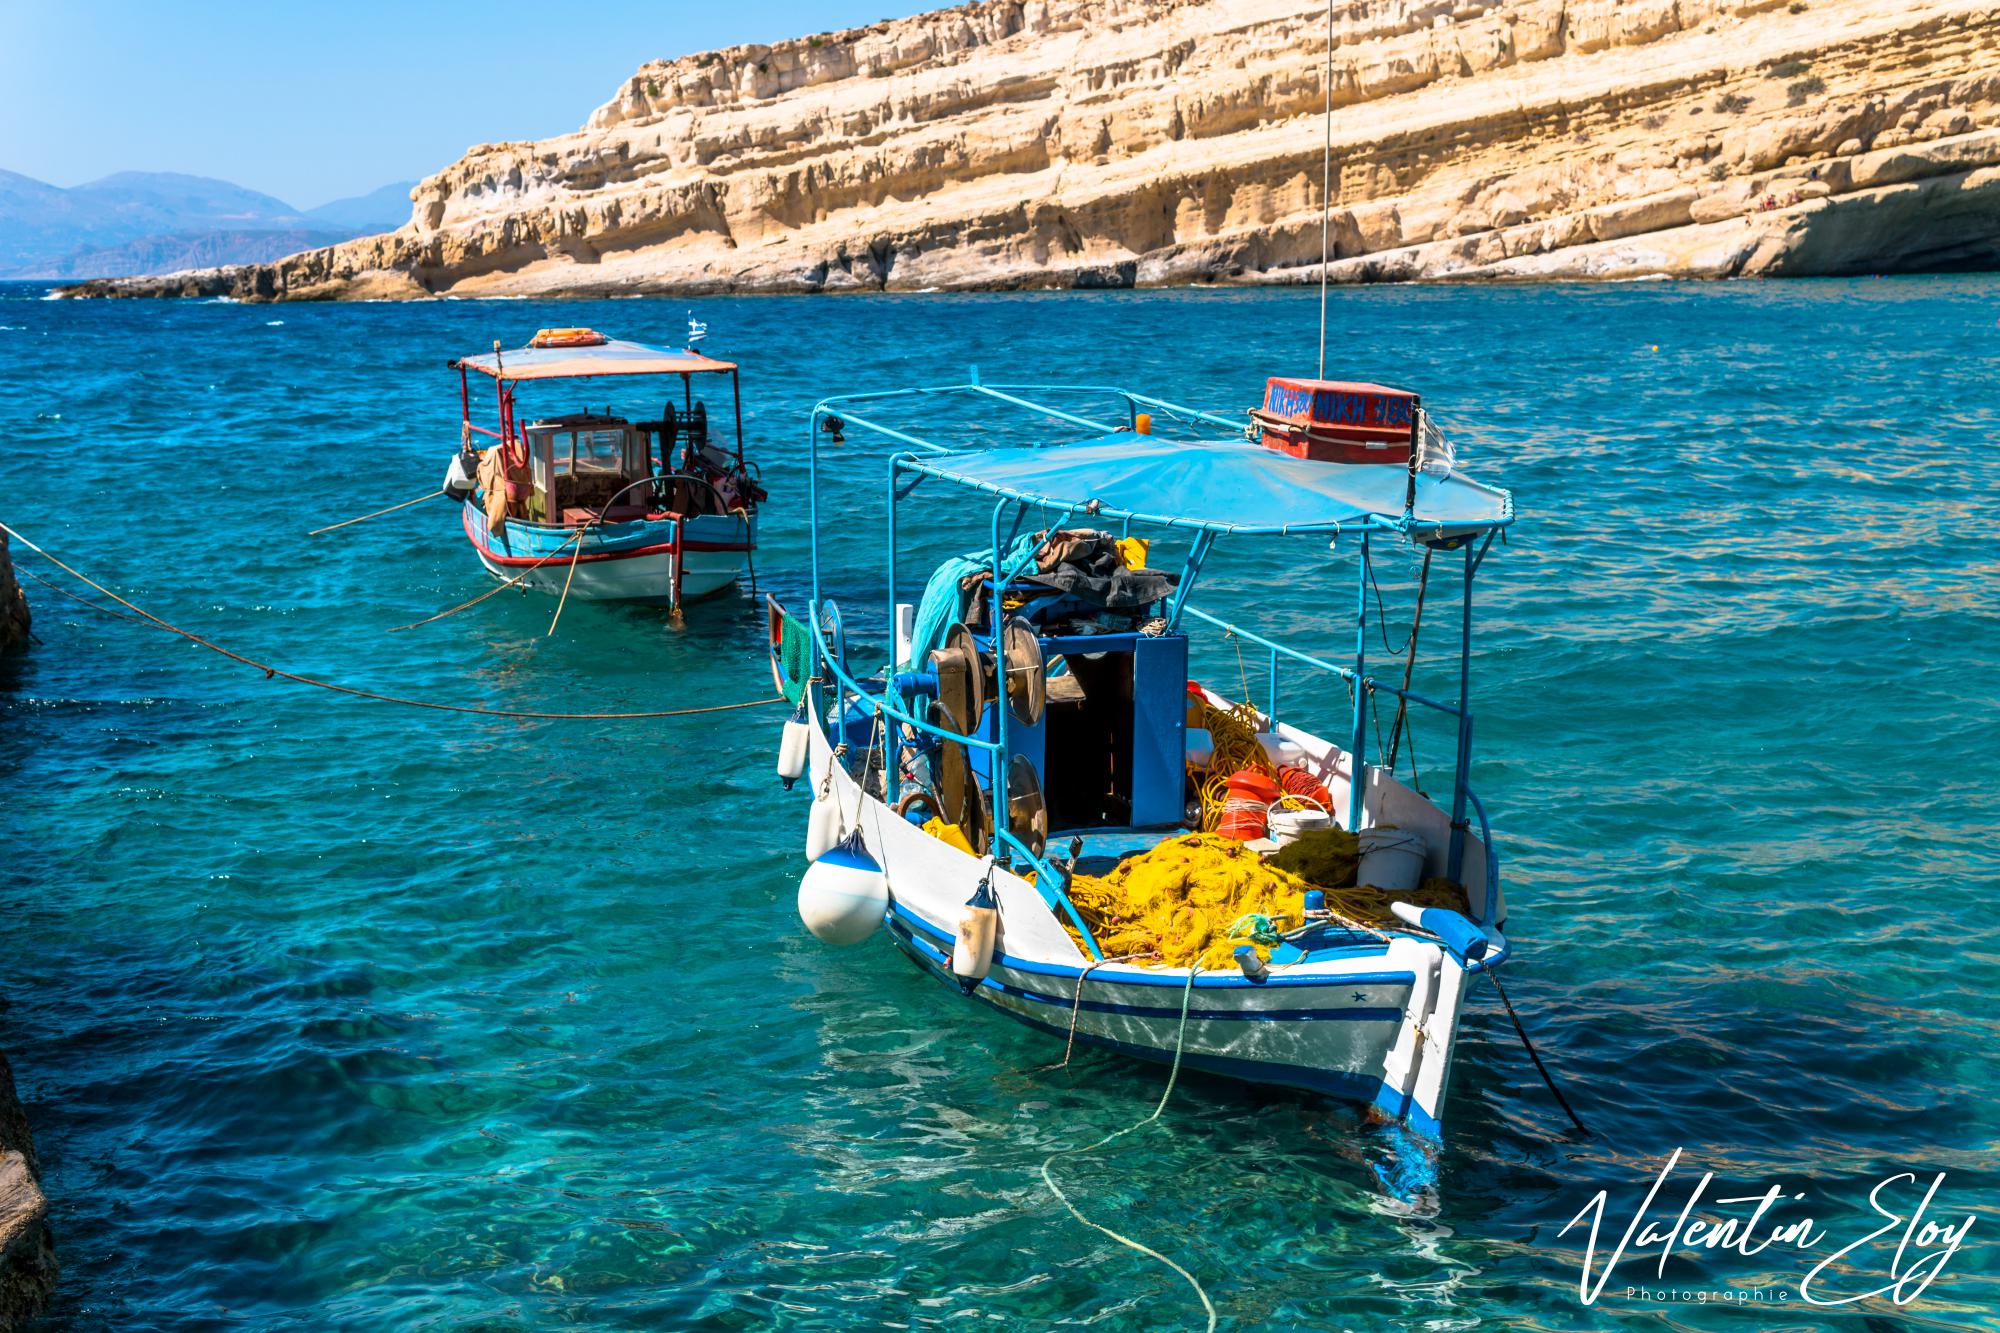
1264;799;1331;847
1357;827;1426;892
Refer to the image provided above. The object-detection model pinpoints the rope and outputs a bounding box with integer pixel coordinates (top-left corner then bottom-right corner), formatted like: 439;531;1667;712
24;570;151;627
0;522;784;722
548;525;591;637
1048;951;1159;1070
306;489;443;538
1225;912;1287;946
1040;967;1216;1333
545;473;687;639
1385;548;1433;776
1486;966;1592;1136
1363;543;1415;657
391;527;587;632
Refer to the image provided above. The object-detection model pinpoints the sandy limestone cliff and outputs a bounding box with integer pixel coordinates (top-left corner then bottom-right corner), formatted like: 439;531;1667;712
65;0;2000;298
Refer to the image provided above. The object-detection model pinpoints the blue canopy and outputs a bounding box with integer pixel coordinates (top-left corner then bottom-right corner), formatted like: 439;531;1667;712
899;433;1513;536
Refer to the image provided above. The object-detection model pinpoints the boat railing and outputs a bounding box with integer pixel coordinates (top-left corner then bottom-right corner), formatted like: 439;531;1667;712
810;378;1252;456
1178;605;1465;726
1179;603;1506;927
805;613;1108;960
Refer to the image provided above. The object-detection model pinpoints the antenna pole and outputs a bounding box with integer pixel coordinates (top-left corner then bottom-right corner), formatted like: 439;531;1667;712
1318;0;1334;380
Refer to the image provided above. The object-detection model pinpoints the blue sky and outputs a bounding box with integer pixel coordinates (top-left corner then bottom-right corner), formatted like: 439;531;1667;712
0;0;928;209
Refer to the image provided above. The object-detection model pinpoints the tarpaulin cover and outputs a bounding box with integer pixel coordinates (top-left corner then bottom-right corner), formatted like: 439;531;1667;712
457;339;736;381
903;434;1512;534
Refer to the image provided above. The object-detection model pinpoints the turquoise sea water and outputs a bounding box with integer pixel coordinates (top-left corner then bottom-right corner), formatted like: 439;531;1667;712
3;279;1998;1330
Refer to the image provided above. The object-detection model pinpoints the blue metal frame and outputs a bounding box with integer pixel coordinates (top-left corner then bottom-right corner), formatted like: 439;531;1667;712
802;378;1509;945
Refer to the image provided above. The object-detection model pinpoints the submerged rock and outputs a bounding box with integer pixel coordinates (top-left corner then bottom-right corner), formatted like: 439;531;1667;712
0;1052;55;1328
0;531;29;657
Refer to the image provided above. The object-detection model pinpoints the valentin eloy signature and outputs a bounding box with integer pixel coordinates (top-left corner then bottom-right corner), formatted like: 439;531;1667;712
1559;1147;1975;1307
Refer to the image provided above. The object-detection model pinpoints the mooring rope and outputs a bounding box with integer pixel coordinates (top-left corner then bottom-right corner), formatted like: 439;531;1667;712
1040;967;1217;1333
0;522;784;722
1045;951;1160;1071
1485;967;1592;1135
393;527;591;632
306;489;444;537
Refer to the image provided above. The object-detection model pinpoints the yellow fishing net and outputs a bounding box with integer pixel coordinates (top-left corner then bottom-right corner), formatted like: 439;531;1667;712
1061;830;1472;970
1064;833;1307;969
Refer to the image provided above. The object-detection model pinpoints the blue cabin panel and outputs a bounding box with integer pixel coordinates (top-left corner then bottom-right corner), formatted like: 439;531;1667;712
1129;634;1189;826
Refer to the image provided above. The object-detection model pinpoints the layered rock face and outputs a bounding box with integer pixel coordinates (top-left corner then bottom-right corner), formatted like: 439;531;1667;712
64;0;2000;299
0;1052;55;1327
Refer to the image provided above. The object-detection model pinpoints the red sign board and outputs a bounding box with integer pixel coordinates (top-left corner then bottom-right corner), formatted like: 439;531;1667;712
1255;377;1417;464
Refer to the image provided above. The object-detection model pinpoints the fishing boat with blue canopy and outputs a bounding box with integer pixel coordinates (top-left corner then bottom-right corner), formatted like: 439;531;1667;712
772;371;1518;1142
441;320;762;611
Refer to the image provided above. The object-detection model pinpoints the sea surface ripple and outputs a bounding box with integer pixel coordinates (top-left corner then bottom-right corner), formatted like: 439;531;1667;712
2;279;1997;1330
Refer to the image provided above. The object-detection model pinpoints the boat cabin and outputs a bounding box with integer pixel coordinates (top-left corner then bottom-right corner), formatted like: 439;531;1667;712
523;413;650;522
450;327;756;527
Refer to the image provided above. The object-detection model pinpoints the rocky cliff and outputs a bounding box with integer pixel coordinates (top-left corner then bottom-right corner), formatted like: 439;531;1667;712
0;1052;55;1328
61;0;2000;299
0;532;30;657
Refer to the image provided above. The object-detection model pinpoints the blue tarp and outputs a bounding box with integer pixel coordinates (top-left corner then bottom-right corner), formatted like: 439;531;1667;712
902;434;1512;535
904;531;1043;669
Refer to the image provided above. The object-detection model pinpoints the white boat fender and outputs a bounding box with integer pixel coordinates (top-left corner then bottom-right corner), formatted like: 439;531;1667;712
1389;902;1488;963
798;831;889;945
1234;944;1269;983
776;704;809;788
950;876;998;992
805;790;844;862
442;446;478;501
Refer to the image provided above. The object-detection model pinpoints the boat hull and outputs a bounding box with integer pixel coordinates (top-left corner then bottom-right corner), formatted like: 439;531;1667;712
461;500;752;605
884;907;1459;1137
800;689;1483;1140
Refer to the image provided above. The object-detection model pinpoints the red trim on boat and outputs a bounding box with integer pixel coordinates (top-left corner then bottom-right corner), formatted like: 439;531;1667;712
473;539;750;567
461;501;749;565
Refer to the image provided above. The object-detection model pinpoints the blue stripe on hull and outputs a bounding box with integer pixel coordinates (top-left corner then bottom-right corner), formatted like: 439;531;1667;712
885;926;1441;1139
462;500;680;559
889;902;1415;992
890;916;1404;1023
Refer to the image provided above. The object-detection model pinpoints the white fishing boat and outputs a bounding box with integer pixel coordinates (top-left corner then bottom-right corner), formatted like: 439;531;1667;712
441;322;762;612
772;374;1518;1142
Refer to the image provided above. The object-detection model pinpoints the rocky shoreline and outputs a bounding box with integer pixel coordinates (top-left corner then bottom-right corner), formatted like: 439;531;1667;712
0;532;30;658
55;0;2000;301
0;1053;54;1329
2;544;51;1330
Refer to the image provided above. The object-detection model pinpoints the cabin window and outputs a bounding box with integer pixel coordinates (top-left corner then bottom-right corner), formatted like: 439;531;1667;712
524;417;649;521
562;428;629;476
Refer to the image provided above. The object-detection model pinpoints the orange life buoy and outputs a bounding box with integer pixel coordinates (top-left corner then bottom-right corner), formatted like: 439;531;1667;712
527;327;607;348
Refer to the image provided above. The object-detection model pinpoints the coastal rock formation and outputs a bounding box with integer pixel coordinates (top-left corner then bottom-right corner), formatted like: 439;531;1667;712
61;0;2000;299
0;1053;55;1328
0;532;29;656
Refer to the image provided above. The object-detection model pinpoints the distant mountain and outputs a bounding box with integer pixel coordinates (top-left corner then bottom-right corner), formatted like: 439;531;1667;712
36;228;357;280
304;181;415;233
64;170;303;227
0;169;409;278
